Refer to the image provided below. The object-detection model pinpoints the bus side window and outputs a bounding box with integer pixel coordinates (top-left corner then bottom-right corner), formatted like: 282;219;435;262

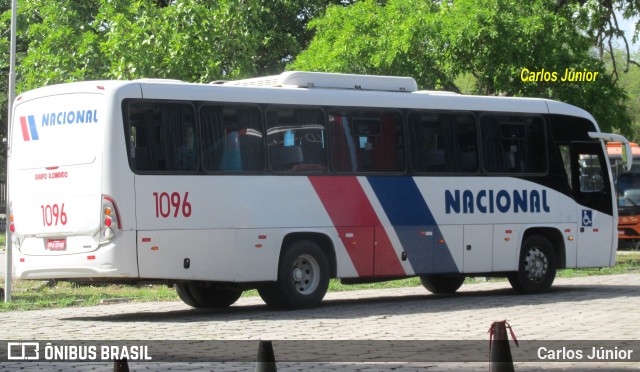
409;111;477;173
125;100;198;172
200;105;264;172
266;107;327;172
550;114;600;193
130;125;151;170
175;125;195;170
578;154;604;192
481;114;546;174
330;109;404;172
558;145;572;190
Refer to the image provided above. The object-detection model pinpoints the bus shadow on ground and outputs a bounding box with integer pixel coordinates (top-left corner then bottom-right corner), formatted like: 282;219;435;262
62;282;640;323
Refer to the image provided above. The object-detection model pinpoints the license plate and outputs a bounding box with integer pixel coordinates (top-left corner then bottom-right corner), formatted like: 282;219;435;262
46;239;66;251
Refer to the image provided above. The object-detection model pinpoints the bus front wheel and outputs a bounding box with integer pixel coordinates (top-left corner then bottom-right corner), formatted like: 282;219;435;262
420;275;465;294
176;283;242;308
508;235;557;294
258;240;330;309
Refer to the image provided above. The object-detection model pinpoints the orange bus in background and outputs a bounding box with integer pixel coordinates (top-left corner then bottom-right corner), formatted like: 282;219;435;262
608;142;640;249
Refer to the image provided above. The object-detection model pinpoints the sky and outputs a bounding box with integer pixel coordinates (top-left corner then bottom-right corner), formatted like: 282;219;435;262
618;12;639;50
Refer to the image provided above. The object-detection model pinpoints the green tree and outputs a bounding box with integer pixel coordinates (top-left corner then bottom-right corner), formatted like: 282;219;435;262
0;0;345;177
612;49;640;141
291;0;632;135
4;0;345;89
562;0;640;80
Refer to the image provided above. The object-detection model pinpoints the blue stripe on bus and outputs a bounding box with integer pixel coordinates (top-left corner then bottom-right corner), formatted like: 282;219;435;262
27;115;39;140
367;176;459;274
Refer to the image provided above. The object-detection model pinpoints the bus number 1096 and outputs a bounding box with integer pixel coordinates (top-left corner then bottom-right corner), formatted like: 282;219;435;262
41;203;67;226
153;192;192;218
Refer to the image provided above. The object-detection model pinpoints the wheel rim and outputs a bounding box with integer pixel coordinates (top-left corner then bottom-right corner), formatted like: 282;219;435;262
524;247;548;283
290;254;320;295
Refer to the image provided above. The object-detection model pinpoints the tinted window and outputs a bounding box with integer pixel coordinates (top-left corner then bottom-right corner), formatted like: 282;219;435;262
200;105;264;172
409;112;478;173
481;114;546;173
330;109;404;172
125;100;197;172
550;114;597;142
266;107;327;172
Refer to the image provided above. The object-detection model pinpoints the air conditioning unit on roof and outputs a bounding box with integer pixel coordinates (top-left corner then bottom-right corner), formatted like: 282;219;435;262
224;71;418;92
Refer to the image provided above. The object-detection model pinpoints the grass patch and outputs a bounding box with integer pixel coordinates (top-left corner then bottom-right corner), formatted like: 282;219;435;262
329;277;422;291
1;252;639;312
557;251;640;277
0;281;179;312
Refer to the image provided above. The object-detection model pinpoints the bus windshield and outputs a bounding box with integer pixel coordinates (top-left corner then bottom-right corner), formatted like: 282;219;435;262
615;160;640;210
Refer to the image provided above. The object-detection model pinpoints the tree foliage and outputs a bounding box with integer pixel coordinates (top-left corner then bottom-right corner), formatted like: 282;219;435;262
5;0;343;89
613;50;640;141
291;0;632;135
1;0;639;147
0;0;345;177
562;0;640;80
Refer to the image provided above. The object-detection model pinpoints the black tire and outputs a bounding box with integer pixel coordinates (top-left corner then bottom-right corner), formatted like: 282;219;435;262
508;235;557;294
175;282;242;308
420;275;465;294
258;240;330;309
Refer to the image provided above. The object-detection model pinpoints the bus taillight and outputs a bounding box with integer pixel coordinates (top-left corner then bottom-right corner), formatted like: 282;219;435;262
9;204;22;248
100;195;122;242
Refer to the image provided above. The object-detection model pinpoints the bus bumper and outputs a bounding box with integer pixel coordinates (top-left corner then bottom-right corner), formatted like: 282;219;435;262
12;231;138;280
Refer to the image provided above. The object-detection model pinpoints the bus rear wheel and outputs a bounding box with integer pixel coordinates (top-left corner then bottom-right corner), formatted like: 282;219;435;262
508;235;557;294
258;240;330;309
420;275;465;294
176;283;242;308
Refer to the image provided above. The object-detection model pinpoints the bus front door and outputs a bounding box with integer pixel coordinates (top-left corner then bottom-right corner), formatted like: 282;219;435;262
570;141;615;266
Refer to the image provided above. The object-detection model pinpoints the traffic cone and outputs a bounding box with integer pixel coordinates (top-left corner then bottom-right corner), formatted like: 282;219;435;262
489;320;518;372
255;340;277;372
113;357;129;372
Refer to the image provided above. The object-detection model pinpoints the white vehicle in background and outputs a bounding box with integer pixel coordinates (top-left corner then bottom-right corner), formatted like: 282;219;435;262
8;71;631;309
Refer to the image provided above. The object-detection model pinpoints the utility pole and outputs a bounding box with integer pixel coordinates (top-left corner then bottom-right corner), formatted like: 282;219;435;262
4;0;18;302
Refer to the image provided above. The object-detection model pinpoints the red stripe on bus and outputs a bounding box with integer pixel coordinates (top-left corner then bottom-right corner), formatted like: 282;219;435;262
20;116;30;141
309;176;404;277
372;225;406;277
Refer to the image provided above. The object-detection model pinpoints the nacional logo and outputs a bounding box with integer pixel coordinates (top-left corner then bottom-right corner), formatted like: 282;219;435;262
445;189;551;214
19;109;98;141
19;115;39;141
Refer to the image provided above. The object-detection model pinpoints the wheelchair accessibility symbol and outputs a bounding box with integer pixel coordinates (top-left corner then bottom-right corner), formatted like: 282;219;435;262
582;210;593;227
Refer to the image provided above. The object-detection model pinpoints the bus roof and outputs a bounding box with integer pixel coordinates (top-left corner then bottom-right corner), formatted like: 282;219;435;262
222;71;420;92
14;72;598;127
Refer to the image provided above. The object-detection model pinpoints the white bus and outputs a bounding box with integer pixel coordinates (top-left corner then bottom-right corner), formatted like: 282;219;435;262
8;71;631;309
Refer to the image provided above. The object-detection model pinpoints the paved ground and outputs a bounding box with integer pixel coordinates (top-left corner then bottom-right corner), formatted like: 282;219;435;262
1;271;639;371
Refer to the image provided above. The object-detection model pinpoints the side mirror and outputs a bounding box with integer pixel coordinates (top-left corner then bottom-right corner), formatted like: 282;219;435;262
622;141;633;172
588;132;633;171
